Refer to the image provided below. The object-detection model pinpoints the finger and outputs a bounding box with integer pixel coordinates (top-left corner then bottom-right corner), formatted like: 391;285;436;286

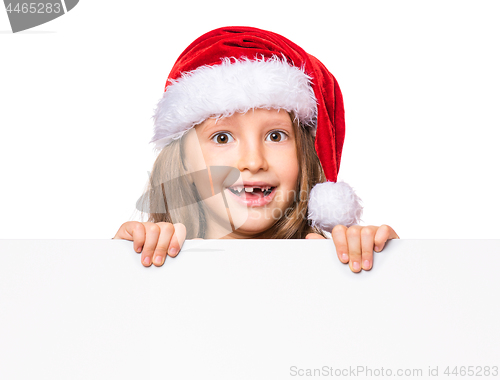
113;222;145;253
122;222;148;254
346;226;362;272
360;226;378;271
112;223;132;240
152;223;175;266
129;222;147;254
167;223;187;258
331;225;349;264
305;233;326;239
141;222;161;267
374;225;400;252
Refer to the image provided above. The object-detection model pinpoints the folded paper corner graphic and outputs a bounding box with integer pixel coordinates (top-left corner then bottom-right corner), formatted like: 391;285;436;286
64;0;78;12
135;166;244;239
4;0;79;33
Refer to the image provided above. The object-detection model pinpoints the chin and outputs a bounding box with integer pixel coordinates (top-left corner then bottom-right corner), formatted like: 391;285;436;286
235;213;276;232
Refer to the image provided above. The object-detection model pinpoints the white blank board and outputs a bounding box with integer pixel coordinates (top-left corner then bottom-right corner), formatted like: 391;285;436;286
0;239;499;379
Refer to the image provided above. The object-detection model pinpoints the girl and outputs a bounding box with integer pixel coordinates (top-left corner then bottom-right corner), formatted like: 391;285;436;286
113;26;399;272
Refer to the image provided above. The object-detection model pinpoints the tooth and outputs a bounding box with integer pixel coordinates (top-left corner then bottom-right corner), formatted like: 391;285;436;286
245;187;254;192
236;186;243;192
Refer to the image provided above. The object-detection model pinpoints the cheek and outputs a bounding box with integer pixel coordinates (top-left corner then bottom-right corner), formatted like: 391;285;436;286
272;148;299;204
274;148;299;180
200;150;223;165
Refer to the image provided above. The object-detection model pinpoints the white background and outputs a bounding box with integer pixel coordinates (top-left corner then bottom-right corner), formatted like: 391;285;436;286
0;0;499;239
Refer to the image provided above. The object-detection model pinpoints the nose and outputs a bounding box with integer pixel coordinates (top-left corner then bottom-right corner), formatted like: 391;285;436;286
236;140;269;173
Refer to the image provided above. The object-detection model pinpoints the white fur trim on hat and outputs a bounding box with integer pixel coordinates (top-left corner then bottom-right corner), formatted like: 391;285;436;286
308;181;363;231
150;56;318;152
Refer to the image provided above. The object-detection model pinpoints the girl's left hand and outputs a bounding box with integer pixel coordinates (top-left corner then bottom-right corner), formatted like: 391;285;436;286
306;225;399;273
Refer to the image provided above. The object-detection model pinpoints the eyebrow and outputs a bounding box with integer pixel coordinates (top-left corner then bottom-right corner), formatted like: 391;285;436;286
199;120;223;135
202;118;293;134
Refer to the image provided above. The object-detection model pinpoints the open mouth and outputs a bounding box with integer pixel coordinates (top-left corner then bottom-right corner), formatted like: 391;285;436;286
227;185;276;199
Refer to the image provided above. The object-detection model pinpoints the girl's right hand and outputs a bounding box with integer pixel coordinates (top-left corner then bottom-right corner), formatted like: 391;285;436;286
113;222;187;267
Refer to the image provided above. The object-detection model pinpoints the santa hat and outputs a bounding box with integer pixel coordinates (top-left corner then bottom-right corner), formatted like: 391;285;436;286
150;26;362;231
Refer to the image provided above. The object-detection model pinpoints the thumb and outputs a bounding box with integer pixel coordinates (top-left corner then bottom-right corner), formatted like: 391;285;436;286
167;223;187;257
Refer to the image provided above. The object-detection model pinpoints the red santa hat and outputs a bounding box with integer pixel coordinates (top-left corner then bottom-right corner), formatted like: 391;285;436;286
150;26;362;231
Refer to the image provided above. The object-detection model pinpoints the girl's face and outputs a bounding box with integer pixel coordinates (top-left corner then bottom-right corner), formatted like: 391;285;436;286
182;108;299;238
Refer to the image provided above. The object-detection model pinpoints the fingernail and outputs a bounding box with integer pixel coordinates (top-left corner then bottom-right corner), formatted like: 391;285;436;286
137;247;142;253
143;256;150;266
154;256;162;265
352;261;360;271
374;246;380;252
169;248;178;256
341;253;348;262
363;260;370;270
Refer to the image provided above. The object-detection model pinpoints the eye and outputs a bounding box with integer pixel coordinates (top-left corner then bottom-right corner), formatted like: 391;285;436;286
211;132;234;144
266;130;287;142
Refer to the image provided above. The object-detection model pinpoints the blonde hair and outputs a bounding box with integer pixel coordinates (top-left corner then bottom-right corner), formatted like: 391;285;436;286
139;113;327;239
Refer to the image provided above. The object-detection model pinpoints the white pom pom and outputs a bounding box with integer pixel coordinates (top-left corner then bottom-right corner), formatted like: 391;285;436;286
307;181;363;231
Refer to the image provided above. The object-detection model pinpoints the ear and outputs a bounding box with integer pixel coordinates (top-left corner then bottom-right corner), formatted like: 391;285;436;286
180;156;192;184
186;172;195;186
179;133;195;185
